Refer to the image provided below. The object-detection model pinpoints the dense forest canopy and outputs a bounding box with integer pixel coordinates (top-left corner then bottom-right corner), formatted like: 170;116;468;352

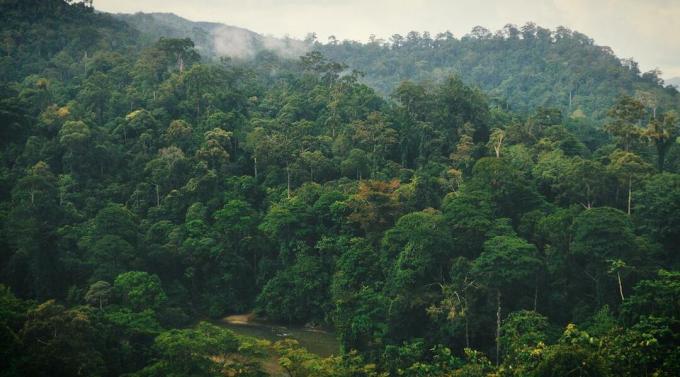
317;26;680;117
1;0;679;376
110;11;680;122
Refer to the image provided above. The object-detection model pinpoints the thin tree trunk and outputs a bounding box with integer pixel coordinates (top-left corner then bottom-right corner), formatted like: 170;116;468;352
569;90;572;110
465;314;470;349
534;280;538;311
155;184;160;207
627;176;632;215
252;251;258;284
496;289;501;367
286;163;291;198
617;271;625;302
253;156;258;178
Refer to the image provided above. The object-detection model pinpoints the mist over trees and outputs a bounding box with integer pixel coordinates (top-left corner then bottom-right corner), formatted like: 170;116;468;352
112;12;680;123
1;0;679;376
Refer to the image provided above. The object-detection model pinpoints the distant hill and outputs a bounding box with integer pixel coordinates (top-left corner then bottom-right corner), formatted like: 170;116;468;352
112;13;679;121
0;0;140;80
667;76;680;88
316;27;680;119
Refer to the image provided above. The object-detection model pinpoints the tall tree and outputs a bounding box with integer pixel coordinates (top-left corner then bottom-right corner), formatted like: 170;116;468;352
604;96;645;152
472;235;541;365
644;111;679;172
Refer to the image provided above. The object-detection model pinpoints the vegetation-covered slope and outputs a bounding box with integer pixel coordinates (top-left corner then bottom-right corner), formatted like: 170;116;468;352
317;26;680;119
1;1;679;376
113;12;680;121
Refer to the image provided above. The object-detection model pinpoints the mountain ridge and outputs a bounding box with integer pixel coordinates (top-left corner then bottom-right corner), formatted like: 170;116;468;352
113;11;680;120
667;76;680;88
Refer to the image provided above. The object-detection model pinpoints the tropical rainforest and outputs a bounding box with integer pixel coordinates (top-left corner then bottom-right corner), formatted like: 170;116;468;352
1;0;679;376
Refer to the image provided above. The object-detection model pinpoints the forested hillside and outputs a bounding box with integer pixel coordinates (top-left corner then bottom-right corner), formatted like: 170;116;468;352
113;12;680;121
317;27;680;119
1;1;679;376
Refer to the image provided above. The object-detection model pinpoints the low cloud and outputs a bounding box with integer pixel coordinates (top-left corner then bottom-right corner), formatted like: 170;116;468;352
211;26;259;59
210;26;309;60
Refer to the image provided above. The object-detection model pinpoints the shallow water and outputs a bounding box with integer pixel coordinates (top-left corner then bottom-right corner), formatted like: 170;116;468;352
217;319;341;357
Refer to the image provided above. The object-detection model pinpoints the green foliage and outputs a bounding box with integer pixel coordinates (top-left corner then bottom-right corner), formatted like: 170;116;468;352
15;300;105;377
634;173;680;259
134;322;240;377
622;270;680;324
85;280;112;309
256;250;330;324
0;2;679;376
570;207;639;309
114;271;167;312
442;190;494;258
0;286;32;375
469;157;543;221
473;235;541;292
317;26;680;122
534;344;608;377
499;310;549;375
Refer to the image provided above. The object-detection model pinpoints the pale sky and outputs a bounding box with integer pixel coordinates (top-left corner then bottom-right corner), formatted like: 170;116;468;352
95;0;680;79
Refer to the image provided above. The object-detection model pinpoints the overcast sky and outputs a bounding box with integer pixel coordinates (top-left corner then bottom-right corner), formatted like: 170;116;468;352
95;0;680;79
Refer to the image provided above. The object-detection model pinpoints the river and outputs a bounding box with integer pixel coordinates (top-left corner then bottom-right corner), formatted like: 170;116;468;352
217;315;341;357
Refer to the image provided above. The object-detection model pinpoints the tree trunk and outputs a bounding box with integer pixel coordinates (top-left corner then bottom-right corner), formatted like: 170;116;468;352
155;184;160;207
496;289;501;366
253;156;258;178
627;176;632;215
617;271;625;302
286;164;291;198
465;313;470;349
372;145;377;179
569;90;572;110
534;279;538;311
